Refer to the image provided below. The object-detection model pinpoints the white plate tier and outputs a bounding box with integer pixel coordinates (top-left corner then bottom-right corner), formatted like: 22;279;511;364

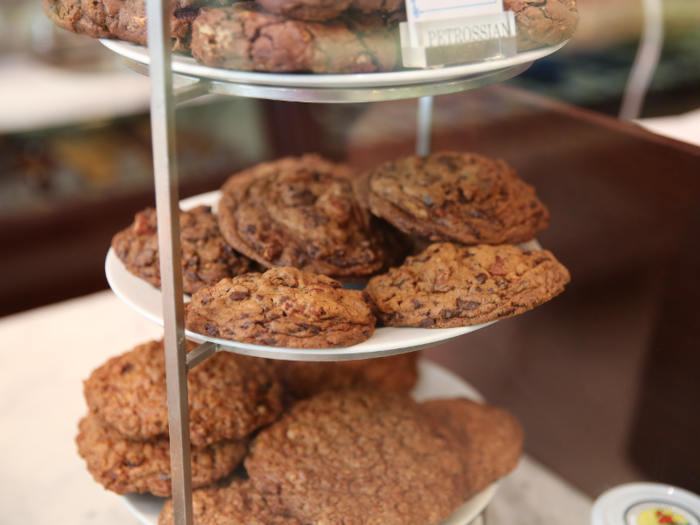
121;359;498;525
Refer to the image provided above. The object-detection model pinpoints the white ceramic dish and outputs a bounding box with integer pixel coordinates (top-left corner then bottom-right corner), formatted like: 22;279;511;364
101;39;567;89
121;359;498;525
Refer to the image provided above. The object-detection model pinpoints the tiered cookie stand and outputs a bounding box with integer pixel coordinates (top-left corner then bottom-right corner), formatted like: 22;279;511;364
101;2;569;524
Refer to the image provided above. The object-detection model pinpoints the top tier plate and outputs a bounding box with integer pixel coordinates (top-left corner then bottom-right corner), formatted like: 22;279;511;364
101;39;567;98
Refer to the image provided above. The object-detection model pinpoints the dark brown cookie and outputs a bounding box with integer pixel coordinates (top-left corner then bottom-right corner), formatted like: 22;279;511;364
366;243;570;328
505;0;580;52
191;4;397;73
256;0;404;22
76;414;247;497
112;205;254;295
245;389;467;525
218;155;387;279
271;352;418;400
159;478;301;525
185;266;376;348
42;0;209;52
365;151;549;245
84;339;284;447
421;398;524;496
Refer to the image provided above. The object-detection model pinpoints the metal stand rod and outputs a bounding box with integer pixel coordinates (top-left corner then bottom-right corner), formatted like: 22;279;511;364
416;95;434;156
146;0;193;524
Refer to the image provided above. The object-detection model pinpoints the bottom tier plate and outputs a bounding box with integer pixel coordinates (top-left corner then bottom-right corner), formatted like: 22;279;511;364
121;359;498;525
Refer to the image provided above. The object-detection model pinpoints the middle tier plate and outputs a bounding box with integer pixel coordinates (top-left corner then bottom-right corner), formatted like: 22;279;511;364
106;190;503;361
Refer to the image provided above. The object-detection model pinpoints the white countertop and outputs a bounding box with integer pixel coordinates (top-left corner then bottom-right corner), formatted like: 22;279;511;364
0;291;593;525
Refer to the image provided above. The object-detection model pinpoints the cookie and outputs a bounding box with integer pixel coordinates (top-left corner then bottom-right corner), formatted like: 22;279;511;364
365;152;549;245
112;205;254;295
366;243;570;328
191;4;397;73
84;339;283;447
42;0;209;52
271;352;418;399
505;0;580;52
217;155;387;279
255;0;404;22
244;389;466;525
76;414;247;497
159;478;301;525
185;266;376;348
421;398;524;495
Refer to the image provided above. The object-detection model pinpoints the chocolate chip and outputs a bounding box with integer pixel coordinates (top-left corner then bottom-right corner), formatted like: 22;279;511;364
421;318;436;328
476;273;487;284
424;195;433;206
243;224;256;234
362;291;372;304
229;290;248;301
441;309;456;319
463;252;474;258
457;299;479;311
204;324;219;337
412;299;422;309
120;363;134;375
201;296;211;305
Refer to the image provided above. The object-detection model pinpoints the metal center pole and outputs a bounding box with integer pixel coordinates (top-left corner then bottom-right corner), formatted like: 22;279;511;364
416;95;434;156
146;1;194;524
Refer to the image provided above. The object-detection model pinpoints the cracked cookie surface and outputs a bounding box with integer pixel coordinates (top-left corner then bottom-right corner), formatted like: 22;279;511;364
84;339;283;447
422;398;524;496
256;0;404;22
186;266;376;348
76;414;247;497
244;389;466;525
218;155;387;279
366;243;570;328
112;205;254;295
505;0;579;52
159;478;301;525
365;151;549;245
191;3;397;73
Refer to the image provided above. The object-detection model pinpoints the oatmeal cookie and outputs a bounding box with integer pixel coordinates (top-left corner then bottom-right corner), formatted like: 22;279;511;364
42;0;211;52
218;155;386;279
245;389;466;525
271;352;418;399
159;478;301;525
76;414;247;497
185;266;376;348
364;151;549;245
112;206;254;295
84;339;283;447
505;0;579;52
191;4;397;73
422;398;524;495
255;0;404;22
366;243;570;328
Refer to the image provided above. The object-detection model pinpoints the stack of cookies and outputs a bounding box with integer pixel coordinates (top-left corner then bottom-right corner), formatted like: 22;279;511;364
43;0;579;71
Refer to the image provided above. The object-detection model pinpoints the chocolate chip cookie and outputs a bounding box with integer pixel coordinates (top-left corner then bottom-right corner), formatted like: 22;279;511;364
159;478;301;525
245;389;466;525
271;351;418;399
185;266;376;348
84;339;283;447
112;205;254;295
191;4;397;73
422;398;524;496
42;0;211;52
76;414;247;497
366;243;570;328
255;0;404;22
505;0;580;52
364;151;549;245
218;155;386;279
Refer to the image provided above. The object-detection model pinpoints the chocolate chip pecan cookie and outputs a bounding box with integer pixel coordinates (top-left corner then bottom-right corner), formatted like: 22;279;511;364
76;414;247;497
366;243;570;328
42;0;213;52
245;389;467;525
112;205;254;295
364;151;549;245
505;0;579;52
191;4;397;73
185;266;376;348
84;339;283;447
422;398;524;496
159;478;301;525
218;155;387;279
271;351;418;399
255;0;404;22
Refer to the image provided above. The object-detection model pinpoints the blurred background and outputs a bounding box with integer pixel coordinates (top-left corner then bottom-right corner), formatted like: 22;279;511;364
1;0;699;511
